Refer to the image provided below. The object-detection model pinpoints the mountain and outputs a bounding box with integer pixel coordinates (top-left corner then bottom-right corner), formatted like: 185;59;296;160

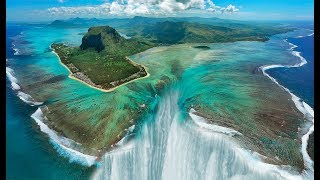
48;17;112;28
80;26;122;52
49;20;76;27
142;21;235;44
80;26;154;55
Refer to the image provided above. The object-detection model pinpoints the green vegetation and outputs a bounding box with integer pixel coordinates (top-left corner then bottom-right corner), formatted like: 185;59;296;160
52;26;155;90
140;21;292;44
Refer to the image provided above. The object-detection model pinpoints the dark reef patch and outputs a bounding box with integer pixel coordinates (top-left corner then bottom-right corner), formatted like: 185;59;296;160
193;45;210;50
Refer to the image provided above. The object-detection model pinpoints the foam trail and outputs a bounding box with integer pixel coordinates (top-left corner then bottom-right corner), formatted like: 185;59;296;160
6;67;21;90
260;39;314;176
92;91;303;180
12;43;20;55
284;39;298;50
31;107;97;166
17;91;43;106
295;31;314;38
189;108;241;136
11;33;33;56
307;33;314;37
6;67;43;106
115;125;135;147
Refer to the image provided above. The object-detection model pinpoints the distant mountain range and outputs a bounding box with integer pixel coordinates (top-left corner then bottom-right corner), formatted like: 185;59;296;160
48;16;286;29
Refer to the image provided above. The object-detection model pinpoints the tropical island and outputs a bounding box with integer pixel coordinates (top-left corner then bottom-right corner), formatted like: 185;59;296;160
6;0;314;178
51;19;293;91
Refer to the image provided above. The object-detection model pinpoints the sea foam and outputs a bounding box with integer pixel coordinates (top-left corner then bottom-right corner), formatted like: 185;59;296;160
260;38;314;176
6;66;43;106
6;67;21;90
92;91;304;180
17;91;43;106
7;66;95;166
31;107;97;166
189;108;241;136
307;33;314;37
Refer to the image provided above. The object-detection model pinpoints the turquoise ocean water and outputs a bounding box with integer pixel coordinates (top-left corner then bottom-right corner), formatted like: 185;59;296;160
6;21;314;179
6;24;95;179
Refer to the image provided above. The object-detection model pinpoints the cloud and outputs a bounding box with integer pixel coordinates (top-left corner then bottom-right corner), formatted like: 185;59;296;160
46;0;239;17
220;4;239;14
58;0;65;3
206;0;220;13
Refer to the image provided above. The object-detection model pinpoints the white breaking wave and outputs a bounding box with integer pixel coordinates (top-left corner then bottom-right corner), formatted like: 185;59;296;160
284;39;298;51
12;43;20;55
6;67;21;90
115;125;136;147
31;107;97;166
13;49;20;55
17;91;43;106
260;39;314;178
307;33;314;37
7;65;94;165
189;108;241;136
291;51;307;67
11;43;23;56
11;35;33;56
92;91;304;180
293;31;313;38
6;66;43;106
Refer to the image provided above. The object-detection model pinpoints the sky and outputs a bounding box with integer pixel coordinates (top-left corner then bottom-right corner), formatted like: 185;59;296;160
6;0;314;22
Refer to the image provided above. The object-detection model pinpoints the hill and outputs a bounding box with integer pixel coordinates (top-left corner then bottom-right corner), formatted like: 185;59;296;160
141;21;292;44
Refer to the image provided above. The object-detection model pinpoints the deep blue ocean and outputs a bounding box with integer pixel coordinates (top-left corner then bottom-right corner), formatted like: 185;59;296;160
6;21;314;179
267;33;314;108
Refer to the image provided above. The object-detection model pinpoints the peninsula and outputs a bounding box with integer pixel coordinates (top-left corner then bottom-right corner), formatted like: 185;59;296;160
51;26;155;91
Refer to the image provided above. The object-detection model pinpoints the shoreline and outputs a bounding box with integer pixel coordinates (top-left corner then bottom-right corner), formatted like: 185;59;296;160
6;66;43;106
259;37;314;175
30;107;98;166
6;59;96;166
51;46;151;93
188;109;304;179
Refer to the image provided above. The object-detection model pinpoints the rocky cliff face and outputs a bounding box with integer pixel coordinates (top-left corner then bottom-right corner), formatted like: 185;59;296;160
80;33;105;52
80;26;123;52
